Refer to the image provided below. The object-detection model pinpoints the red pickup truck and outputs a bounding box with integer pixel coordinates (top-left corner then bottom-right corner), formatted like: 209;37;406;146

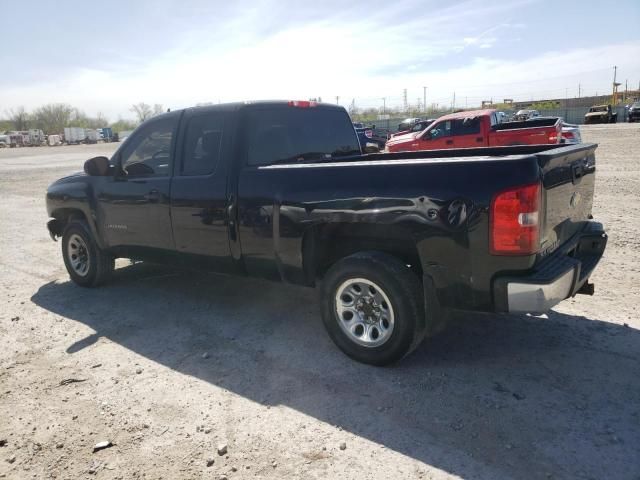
386;109;562;152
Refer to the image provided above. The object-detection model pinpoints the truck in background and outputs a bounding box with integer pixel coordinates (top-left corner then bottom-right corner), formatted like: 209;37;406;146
584;105;617;124
64;127;86;145
27;129;46;146
386;109;562;153
99;127;114;142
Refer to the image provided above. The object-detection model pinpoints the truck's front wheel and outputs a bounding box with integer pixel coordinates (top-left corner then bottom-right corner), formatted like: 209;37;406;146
62;221;114;287
320;252;426;366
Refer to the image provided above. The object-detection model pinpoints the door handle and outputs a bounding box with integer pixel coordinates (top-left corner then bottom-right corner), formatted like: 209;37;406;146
445;139;453;145
144;189;161;202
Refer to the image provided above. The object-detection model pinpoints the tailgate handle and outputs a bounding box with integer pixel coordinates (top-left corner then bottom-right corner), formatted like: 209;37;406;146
572;164;583;184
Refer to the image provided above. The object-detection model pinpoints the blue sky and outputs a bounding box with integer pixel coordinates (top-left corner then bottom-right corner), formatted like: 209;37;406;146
1;0;639;119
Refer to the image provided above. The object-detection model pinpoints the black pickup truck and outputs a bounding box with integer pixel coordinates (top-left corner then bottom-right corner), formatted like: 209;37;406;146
46;101;607;365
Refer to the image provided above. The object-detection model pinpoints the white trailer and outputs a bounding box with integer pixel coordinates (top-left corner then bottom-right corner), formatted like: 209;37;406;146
85;129;100;143
64;127;86;144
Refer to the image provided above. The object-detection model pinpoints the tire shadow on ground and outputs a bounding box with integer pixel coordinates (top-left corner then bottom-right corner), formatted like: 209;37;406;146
31;263;640;480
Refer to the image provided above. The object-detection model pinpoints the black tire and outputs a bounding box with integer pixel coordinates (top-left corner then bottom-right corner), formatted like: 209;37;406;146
61;220;114;287
320;251;426;366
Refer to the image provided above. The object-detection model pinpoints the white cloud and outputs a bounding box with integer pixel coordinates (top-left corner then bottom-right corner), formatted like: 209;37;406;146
1;1;638;117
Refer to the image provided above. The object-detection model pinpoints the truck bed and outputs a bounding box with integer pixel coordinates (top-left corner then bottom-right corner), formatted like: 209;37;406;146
240;143;597;311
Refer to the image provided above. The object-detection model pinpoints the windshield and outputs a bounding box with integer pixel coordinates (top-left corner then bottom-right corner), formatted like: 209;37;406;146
591;106;608;112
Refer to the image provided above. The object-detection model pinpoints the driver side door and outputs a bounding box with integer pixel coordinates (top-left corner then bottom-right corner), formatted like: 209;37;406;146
418;120;453;150
96;113;180;251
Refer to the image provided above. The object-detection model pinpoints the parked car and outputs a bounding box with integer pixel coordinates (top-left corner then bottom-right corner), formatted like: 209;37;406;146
397;118;423;132
513;109;540;121
390;119;436;138
627;102;640;122
45;100;607;366
48;134;63;146
386;109;562;153
0;135;8;148
584;105;617;124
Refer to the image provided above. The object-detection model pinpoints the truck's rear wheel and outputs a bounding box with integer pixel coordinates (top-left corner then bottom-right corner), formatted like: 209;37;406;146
62;220;114;287
320;252;426;366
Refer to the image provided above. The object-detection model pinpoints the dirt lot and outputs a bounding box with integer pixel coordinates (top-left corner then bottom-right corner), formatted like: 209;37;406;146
1;126;639;480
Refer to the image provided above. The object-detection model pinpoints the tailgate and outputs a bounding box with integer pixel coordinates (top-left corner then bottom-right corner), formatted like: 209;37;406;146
536;143;597;256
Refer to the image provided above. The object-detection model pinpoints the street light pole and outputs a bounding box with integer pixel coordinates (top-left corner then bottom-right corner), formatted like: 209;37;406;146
381;97;386;114
423;86;427;114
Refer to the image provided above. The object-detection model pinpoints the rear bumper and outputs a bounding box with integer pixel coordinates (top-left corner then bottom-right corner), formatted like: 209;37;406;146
493;221;607;313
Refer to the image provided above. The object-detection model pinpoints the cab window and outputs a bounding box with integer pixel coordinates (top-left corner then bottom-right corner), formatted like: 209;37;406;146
428;120;452;139
119;116;177;177
452;117;481;136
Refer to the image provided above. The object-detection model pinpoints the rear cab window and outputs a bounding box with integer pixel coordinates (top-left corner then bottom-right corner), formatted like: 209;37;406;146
244;105;360;166
452;117;481;136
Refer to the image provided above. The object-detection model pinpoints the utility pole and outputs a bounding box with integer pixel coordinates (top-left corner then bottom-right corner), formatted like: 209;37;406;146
578;83;581;98
335;96;339;105
423;86;427;114
403;89;408;112
452;92;456;111
381;97;386;114
612;65;618;104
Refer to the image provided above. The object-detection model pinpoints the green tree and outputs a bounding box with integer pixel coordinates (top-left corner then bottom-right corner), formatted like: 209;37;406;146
32;103;73;134
6;106;30;131
110;118;137;133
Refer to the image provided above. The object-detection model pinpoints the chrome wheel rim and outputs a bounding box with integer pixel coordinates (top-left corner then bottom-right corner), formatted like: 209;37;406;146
334;278;395;348
67;233;90;277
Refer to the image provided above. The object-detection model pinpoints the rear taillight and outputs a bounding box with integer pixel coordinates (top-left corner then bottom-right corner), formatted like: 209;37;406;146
490;183;541;255
364;129;373;138
288;100;317;108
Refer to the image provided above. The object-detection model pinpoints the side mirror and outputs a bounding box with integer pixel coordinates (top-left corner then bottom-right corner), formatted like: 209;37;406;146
84;156;111;176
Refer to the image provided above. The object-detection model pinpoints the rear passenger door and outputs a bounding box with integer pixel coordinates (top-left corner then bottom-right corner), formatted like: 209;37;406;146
170;108;237;272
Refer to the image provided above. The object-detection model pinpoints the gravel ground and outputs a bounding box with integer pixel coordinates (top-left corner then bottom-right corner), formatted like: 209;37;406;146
0;126;639;480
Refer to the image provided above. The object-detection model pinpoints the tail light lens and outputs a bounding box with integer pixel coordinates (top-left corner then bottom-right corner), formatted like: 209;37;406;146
365;129;373;138
288;100;317;108
490;183;541;255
